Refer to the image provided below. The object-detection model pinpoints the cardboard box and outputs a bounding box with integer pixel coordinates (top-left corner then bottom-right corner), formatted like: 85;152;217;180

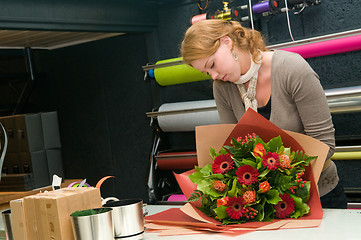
22;187;102;240
41;112;62;149
46;149;64;180
0;112;61;154
0;174;34;191
20;151;50;188
10;199;28;240
0;116;17;153
15;113;44;152
3;152;21;174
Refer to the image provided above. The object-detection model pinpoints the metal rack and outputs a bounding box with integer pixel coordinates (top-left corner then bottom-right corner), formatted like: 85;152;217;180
146;85;361;117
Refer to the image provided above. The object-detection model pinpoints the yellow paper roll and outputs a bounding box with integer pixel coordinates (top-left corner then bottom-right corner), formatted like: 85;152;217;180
331;151;361;160
154;57;211;86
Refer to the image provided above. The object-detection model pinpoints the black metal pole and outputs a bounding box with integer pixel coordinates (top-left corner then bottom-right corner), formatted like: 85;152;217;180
12;47;36;115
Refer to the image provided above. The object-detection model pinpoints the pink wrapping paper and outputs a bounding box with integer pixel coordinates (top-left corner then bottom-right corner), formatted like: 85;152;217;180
281;34;361;59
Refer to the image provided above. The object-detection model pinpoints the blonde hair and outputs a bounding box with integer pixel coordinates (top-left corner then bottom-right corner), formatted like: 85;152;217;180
181;20;267;65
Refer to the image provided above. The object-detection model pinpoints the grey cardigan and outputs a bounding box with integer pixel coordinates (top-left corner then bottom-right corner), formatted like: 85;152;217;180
213;50;338;197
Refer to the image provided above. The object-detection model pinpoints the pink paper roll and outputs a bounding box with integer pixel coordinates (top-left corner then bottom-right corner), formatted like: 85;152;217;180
281;34;361;59
167;194;187;202
191;13;207;25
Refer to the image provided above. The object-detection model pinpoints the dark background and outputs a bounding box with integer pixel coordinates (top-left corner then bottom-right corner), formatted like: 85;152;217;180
0;0;360;202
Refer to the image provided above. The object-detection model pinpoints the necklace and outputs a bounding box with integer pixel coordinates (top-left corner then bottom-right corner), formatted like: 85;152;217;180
234;51;263;111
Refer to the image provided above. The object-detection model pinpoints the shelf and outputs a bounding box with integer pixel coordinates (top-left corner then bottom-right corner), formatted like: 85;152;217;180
0;30;124;50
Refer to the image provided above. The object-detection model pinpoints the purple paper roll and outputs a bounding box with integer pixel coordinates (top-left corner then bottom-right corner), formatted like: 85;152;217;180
281;34;361;59
252;1;271;14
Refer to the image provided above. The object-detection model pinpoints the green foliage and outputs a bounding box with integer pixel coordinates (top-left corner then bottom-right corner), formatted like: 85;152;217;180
71;208;110;217
263;202;276;221
292;150;317;169
295;181;311;202
290;194;310;219
274;174;294;192
265;189;282;204
214;205;228;220
227;178;239;197
188;190;203;202
267;136;283;152
188;134;317;225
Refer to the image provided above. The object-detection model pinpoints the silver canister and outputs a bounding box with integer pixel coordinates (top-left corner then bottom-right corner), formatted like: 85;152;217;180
1;209;13;240
70;207;113;240
103;199;144;239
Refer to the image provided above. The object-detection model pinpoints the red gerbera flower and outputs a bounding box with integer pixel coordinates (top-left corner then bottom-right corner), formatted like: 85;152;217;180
212;154;234;174
236;165;259;185
262;152;280;170
274;193;295;218
225;196;246;219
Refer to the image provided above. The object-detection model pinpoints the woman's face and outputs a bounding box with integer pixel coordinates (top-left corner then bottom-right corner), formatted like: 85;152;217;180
191;36;248;82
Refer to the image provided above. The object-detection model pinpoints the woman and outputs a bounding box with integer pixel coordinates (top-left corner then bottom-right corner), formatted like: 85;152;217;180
181;19;347;208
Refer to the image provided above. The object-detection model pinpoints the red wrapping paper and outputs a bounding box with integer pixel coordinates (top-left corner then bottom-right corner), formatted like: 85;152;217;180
146;109;329;234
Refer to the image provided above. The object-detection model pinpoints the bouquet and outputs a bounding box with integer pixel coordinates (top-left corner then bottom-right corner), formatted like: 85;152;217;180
188;133;317;225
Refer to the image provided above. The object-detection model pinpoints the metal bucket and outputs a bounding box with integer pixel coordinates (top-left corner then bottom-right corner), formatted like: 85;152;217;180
70;207;113;240
103;199;144;239
1;210;13;240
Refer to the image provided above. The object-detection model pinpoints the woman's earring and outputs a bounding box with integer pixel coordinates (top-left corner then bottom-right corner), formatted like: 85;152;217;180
232;50;238;61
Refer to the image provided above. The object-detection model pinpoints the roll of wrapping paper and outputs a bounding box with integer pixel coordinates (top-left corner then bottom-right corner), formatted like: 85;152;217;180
281;34;361;59
331;151;361;160
253;1;271;14
157;100;220;132
154;57;211;86
155;151;198;170
191;13;207;25
167;194;187;202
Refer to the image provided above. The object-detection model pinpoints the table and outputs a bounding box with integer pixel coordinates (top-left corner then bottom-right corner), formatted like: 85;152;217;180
0;179;81;210
143;205;361;240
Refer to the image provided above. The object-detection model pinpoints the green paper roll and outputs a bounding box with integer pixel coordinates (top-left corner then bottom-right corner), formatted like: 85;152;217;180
154;57;211;86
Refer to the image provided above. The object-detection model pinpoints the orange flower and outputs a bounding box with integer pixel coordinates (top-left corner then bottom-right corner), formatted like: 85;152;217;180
259;181;270;193
279;154;291;169
243;190;256;204
253;143;266;157
213;180;227;192
217;197;229;207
